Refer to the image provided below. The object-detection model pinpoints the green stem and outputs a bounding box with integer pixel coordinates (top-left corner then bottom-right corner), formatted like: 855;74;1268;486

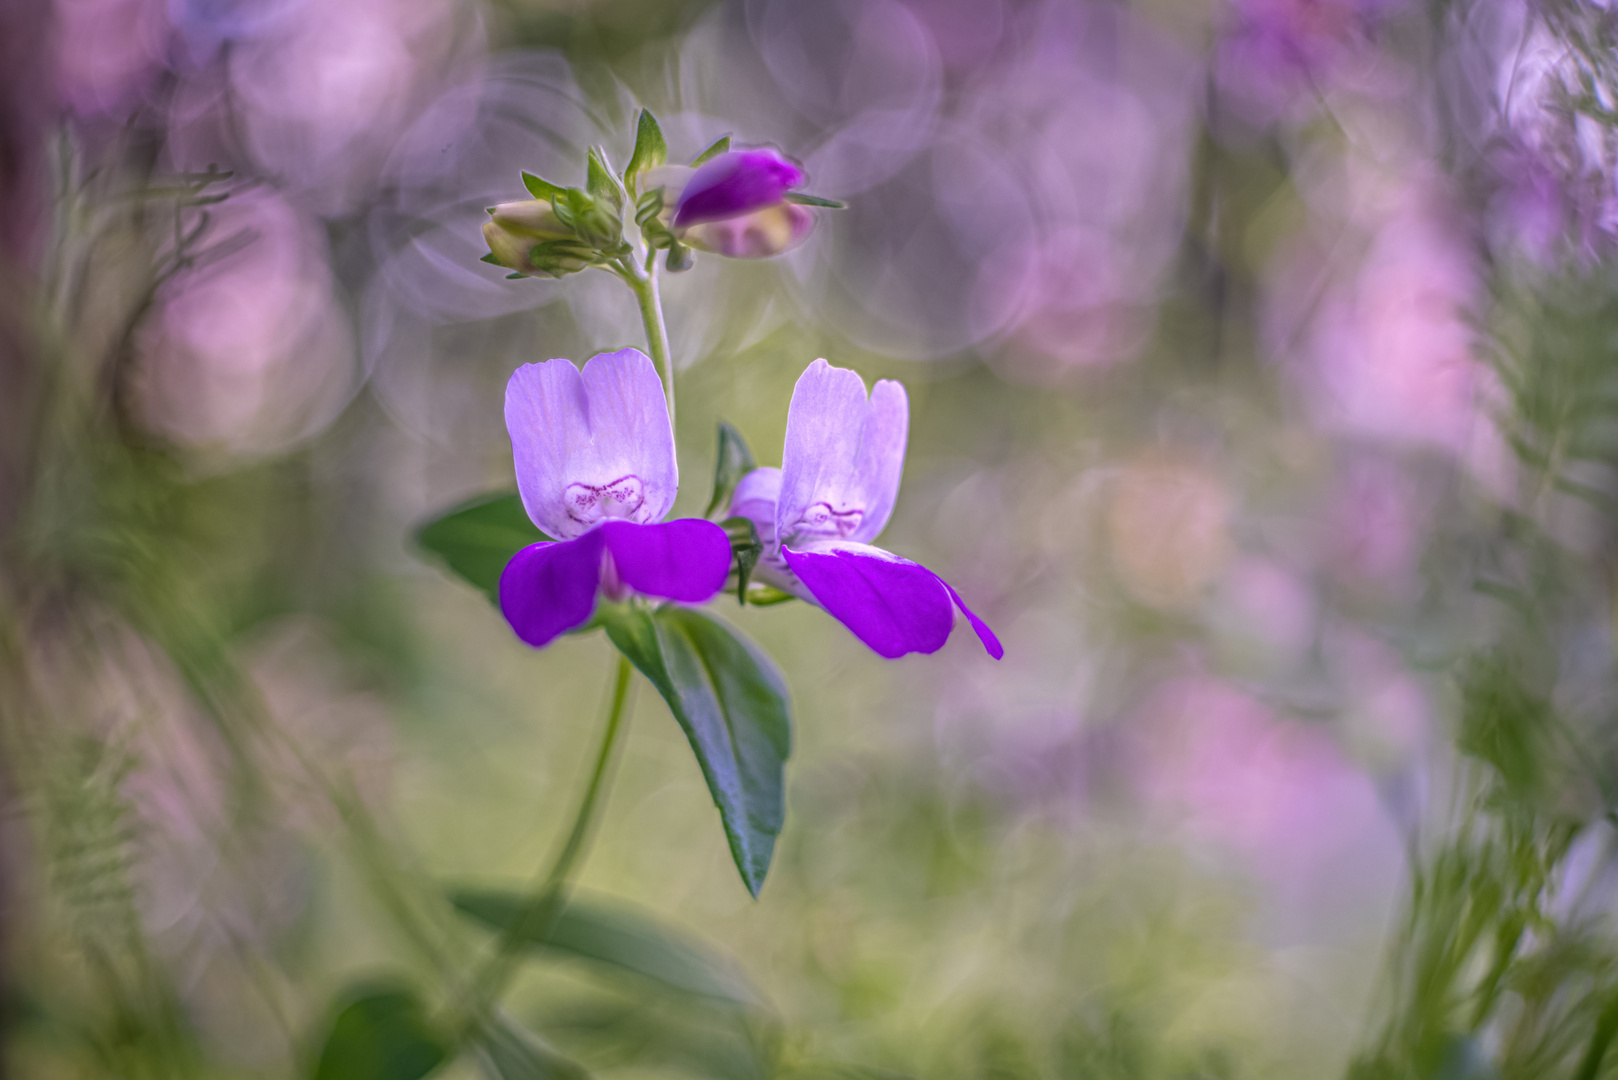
454;652;636;1038
626;262;676;430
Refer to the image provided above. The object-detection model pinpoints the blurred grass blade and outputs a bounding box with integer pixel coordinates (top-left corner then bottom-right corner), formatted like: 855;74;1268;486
311;984;451;1080
599;605;791;896
449;888;762;1007
413;492;548;602
472;1016;589;1080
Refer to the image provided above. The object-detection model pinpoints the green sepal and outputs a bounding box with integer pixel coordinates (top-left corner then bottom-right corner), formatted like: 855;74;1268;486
783;192;845;209
412;492;548;603
722;516;763;604
635;188;678;251
526;238;601;277
690;135;732;167
704;421;758;519
624;108;668;194
505;272;524;279
598;604;791;897
665;242;694;272
479;252;500;264
311;982;451;1080
448;887;762;1006
743;584;796;607
552;186;622;251
521;171;565;201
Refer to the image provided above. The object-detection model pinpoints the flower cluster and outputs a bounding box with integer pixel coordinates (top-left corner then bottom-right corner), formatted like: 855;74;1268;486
481;111;836;279
496;351;1001;661
421;108;999;910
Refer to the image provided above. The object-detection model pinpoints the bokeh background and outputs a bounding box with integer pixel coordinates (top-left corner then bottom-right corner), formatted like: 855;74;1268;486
9;0;1618;1076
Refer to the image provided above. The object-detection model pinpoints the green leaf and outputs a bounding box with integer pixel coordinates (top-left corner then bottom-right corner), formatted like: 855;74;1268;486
521;171;565;201
625;109;668;192
783;192;845;209
449;888;761;1006
690;135;731;167
599;605;791;896
586;147;623;211
722;517;762;604
311;984;450;1080
413;492;548;602
704;422;758;519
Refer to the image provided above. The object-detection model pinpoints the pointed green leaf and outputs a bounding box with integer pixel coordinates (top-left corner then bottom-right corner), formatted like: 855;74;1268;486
586;147;623;211
783;192;845;209
448;888;762;1006
690;135;731;167
599;605;791;896
625;109;669;192
521;171;565;201
704;422;757;519
722;517;762;604
413;492;549;603
312;983;450;1080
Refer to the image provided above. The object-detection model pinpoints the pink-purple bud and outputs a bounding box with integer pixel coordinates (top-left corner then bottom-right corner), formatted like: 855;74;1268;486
672;149;806;228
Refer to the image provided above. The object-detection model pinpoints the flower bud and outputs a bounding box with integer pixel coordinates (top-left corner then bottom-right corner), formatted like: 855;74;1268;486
489;199;572;237
638;151;825;261
482;199;583;277
672;149;805;228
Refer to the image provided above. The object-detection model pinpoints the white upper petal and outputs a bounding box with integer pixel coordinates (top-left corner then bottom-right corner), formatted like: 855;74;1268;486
776;359;908;550
504;348;677;539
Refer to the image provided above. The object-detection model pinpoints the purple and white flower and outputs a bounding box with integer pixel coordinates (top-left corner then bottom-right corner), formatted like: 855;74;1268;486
644;148;816;259
730;359;1003;660
499;348;732;647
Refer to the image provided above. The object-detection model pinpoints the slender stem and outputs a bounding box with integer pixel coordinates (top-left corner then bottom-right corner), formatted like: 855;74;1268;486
453;652;636;1037
626;262;676;430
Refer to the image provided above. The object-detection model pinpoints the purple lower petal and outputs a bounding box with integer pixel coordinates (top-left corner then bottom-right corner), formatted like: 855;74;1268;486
599;519;732;603
782;545;954;659
935;577;1005;660
499;532;607;648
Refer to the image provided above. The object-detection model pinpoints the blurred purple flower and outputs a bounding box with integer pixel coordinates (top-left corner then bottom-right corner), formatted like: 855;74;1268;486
499;348;731;648
644;149;817;258
1489;19;1618;261
730;359;1002;660
1213;0;1403;120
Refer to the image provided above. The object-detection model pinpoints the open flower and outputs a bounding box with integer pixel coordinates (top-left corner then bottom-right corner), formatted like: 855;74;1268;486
729;359;1003;660
500;348;732;647
643;149;816;259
